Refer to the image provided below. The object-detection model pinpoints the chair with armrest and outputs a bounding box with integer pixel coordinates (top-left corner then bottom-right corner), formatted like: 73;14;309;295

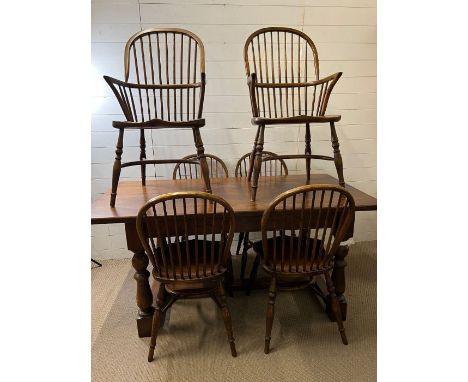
244;27;345;201
104;28;212;207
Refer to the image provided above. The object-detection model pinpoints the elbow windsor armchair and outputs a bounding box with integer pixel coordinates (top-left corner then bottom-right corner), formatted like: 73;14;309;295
244;27;345;201
104;28;212;207
250;184;356;353
136;191;238;362
234;151;288;288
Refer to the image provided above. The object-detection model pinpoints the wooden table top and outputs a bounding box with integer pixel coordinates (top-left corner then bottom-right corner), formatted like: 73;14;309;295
91;174;377;225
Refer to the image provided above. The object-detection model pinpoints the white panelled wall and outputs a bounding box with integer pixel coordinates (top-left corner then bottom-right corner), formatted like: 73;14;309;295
91;0;376;260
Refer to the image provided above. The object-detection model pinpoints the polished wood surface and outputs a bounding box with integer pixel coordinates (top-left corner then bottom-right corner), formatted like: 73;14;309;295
92;174;376;227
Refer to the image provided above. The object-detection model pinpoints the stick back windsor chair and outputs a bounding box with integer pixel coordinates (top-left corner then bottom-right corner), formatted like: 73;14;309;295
104;28;212;207
244;27;345;201
249;184;355;353
173;154;229;179
136;191;238;362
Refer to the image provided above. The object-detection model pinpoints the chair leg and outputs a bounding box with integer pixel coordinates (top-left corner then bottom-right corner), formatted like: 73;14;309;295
239;232;250;283
140;130;146;186
235;232;245;256
250;124;265;202
247;126;261;181
264;276;277;354
156;283;169;329
216;282;237;357
305;122;311;182
192;127;212;193
148;304;163;362
224;255;234;297
325;272;348;345
330;122;345;187
110;128;124;207
246;251;260;296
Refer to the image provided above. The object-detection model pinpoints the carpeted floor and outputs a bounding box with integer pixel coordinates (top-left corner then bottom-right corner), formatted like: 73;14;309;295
92;241;376;382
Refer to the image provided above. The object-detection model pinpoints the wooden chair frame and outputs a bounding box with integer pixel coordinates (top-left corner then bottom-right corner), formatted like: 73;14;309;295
173;154;229;180
250;184;355;353
104;28;212;207
136;191;237;361
244;27;345;201
234;151;288;288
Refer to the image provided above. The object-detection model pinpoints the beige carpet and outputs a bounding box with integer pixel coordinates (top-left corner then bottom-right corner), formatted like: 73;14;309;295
92;241;376;382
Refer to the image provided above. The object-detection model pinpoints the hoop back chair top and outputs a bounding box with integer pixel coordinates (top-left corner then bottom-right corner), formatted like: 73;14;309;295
104;28;206;127
259;184;355;275
173;154;229;180
243;27;342;121
136;192;236;283
235;151;288;177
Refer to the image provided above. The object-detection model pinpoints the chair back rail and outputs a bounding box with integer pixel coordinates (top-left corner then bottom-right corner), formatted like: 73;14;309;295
261;184;355;274
173;154;229;179
136;192;236;282
244;27;341;119
235;151;288;177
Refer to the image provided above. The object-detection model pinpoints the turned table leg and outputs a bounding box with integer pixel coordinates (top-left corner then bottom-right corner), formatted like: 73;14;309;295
132;250;155;337
327;245;349;321
126;221;154;337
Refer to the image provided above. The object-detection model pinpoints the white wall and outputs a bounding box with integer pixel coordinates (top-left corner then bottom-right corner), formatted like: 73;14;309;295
91;0;376;259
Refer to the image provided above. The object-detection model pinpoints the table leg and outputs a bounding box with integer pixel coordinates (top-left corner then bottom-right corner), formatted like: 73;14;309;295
132;250;155;337
327;245;349;321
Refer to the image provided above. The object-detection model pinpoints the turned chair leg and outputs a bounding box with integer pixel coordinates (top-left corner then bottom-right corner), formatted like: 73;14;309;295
325;272;348;345
140;130;146;186
110;128;124;207
264;276;277;354
305;123;311;182
156;283;169;329
246;251;260;296
330;122;345;187
225;255;234;297
215;282;237;357
250;124;265;202
192;127;212;193
148;289;165;362
239;232;250;283
247;126;261;182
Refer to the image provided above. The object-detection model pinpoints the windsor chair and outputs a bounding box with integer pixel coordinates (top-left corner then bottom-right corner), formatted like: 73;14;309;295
104;28;212;207
173;154;229;179
244;27;345;201
249;184;355;353
234;151;288;288
136;191;238;362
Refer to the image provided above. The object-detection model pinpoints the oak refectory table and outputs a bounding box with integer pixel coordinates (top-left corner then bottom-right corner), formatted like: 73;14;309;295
91;174;377;337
